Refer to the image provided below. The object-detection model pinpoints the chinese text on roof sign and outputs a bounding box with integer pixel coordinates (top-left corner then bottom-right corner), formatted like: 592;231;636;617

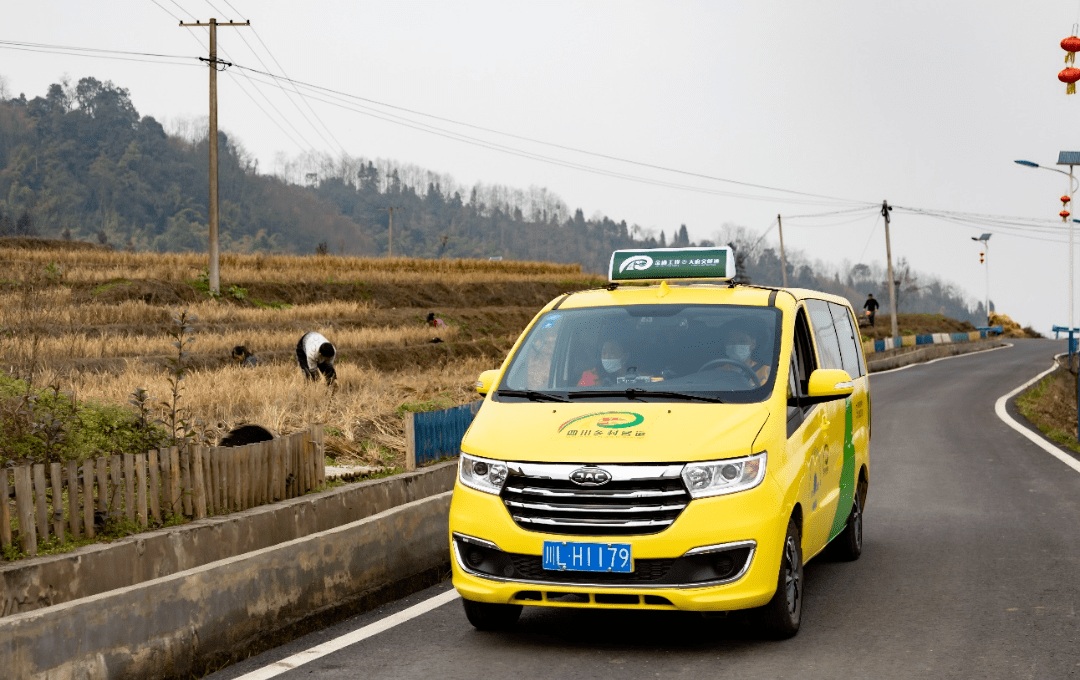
608;247;736;282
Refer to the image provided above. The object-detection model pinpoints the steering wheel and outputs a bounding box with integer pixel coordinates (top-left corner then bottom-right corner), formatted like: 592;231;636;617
697;358;761;387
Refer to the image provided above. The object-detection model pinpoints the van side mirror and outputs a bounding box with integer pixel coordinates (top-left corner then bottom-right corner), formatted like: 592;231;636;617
802;368;855;405
475;369;499;396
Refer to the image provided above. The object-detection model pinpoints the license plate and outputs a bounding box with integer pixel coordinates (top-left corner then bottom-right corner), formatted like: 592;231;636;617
542;541;633;573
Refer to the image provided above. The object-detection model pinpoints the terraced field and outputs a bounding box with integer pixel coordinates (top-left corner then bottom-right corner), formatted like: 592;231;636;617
0;239;602;466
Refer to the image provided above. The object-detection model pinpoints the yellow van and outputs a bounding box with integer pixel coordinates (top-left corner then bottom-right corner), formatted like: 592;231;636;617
449;247;870;638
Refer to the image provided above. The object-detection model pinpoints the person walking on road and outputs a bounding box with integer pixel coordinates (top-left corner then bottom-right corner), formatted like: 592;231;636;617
296;331;337;385
863;293;880;327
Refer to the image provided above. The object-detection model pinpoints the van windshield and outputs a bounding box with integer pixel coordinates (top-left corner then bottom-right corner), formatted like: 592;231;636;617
498;304;781;403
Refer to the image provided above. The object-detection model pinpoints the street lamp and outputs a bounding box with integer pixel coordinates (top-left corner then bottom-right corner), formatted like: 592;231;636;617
971;233;991;326
1015;156;1080;328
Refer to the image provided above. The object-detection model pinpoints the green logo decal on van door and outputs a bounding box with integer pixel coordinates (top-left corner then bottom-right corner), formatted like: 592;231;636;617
829;398;857;540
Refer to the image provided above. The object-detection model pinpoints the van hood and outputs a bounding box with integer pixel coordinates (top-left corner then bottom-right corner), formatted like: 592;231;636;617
461;400;770;464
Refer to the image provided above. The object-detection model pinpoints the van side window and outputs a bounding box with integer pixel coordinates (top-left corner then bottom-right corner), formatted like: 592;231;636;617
805;299;844;371
792;308;817;409
829;302;865;378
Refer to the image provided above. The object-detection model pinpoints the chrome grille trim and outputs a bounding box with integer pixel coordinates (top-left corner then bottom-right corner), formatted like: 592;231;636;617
513;485;686;499
504;500;688;514
511;515;675;528
501;462;692;536
505;462;684;481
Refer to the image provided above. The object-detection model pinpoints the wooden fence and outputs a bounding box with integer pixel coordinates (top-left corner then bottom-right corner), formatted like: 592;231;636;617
1;426;324;559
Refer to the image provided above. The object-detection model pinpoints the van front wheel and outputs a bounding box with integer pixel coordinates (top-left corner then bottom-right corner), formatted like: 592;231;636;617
462;598;522;631
755;518;803;639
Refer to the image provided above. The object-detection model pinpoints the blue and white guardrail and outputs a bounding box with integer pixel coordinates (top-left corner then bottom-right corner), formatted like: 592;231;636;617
863;326;1003;355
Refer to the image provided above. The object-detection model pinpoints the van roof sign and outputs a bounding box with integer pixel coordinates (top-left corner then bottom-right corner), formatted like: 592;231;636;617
609;247;736;282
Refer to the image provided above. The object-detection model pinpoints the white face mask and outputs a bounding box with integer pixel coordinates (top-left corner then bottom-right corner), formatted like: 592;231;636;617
602;358;623;373
726;344;752;362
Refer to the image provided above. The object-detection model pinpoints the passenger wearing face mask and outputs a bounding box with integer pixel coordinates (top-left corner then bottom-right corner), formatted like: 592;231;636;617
719;327;770;384
578;339;631;386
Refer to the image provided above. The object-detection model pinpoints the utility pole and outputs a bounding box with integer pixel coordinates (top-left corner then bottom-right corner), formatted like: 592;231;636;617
881;200;899;339
179;17;249;295
777;214;788;287
379;207;404;257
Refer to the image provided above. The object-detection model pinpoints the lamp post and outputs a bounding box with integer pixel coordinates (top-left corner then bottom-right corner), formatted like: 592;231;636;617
971;234;991;326
1015;156;1080;328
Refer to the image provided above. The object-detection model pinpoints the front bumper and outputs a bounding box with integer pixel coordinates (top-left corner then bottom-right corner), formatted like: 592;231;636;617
448;479;788;612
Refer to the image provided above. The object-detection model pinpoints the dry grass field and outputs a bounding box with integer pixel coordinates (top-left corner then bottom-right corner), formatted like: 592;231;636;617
0;241;603;467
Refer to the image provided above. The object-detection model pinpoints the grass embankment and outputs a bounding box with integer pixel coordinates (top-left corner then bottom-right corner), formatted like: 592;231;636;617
1017;367;1080;455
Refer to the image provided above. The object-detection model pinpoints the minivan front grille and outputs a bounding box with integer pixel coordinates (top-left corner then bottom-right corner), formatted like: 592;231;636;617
500;462;690;536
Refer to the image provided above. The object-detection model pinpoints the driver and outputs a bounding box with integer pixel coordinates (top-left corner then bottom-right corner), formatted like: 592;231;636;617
579;339;630;386
718;325;770;383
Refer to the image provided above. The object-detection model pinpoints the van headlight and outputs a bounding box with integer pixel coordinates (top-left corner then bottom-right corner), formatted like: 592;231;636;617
459;453;509;495
681;452;767;498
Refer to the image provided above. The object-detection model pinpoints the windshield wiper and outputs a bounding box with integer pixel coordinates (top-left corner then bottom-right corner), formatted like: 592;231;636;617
567;389;726;404
496;389;568;402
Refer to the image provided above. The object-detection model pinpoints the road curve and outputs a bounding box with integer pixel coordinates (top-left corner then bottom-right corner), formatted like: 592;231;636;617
211;338;1080;680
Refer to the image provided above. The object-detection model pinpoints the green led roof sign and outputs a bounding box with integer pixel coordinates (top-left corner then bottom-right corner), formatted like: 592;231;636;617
609;247;736;282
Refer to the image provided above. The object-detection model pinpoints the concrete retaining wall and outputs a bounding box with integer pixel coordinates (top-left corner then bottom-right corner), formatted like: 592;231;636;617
0;491;453;680
867;338;1002;373
1;460;457;618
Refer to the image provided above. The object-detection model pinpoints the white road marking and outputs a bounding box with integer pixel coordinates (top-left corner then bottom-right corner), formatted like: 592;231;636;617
994;356;1080;475
233;588;461;679
871;342;1013;376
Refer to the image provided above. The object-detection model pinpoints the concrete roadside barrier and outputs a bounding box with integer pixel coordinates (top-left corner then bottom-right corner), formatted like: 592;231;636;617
867;338;1003;373
0;490;453;680
1;460;457;617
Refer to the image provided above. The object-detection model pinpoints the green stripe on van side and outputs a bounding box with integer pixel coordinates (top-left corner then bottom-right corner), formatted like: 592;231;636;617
829;398;857;540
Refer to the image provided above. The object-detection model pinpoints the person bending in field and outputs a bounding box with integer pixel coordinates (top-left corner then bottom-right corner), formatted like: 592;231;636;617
296;332;337;385
231;345;261;368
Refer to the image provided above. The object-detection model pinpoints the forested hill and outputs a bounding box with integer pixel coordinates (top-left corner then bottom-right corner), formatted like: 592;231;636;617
0;76;985;324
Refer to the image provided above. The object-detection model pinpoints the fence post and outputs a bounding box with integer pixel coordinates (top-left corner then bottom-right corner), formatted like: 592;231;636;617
315;425;325;487
148;450;160;522
404;412;417;472
204;446;216;516
233;446;243;511
33;464;48;543
109;455;122;520
1;469;11;551
124;453;136;522
49;463;64;545
181;448;193;517
96;457;108;517
136;454;148;527
82;460;95;539
66;460;80;540
192;446;206;519
268;439;279;502
15;466;35;556
168;447;182;517
217;446;227;512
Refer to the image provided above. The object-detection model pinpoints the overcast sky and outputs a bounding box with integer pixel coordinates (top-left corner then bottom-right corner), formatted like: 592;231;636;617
4;1;1080;333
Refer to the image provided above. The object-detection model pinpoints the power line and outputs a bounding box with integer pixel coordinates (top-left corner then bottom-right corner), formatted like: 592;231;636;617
235;67;856;206
0;41;197;67
232;63;875;208
201;0;350;158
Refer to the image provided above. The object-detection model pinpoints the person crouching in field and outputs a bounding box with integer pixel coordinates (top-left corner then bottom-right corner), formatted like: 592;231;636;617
296;332;337;385
231;345;261;368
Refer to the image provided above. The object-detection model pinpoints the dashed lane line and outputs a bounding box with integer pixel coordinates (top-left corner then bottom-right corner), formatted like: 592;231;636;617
232;588;461;680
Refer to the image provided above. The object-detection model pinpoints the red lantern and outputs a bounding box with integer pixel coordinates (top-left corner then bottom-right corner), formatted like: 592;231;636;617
1063;35;1080;63
1062;209;1072;222
1060;67;1080;94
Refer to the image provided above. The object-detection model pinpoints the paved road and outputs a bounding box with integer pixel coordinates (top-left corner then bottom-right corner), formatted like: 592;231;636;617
212;339;1080;680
